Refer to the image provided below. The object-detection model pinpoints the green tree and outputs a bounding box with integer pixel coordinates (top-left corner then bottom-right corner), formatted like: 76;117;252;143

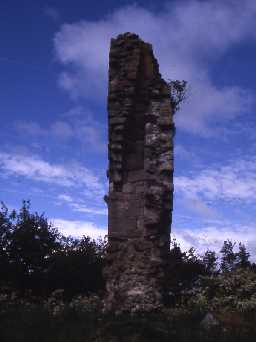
220;240;237;272
0;201;106;297
4;201;61;294
202;250;218;275
235;242;250;269
166;239;206;304
46;235;105;299
0;202;15;286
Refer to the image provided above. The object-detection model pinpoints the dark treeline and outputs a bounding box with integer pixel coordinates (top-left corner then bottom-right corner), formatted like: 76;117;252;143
0;201;255;301
0;201;105;299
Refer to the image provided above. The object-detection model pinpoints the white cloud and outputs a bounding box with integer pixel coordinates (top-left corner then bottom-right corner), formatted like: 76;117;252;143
173;223;256;261
57;193;107;215
54;0;255;135
58;194;73;202
0;152;105;197
16;120;74;141
175;157;256;202
51;121;74;139
52;218;106;239
177;193;220;219
70;204;107;215
14;106;106;153
66;107;107;153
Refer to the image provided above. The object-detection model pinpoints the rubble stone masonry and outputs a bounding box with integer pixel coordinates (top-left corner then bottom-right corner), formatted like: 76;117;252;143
104;33;174;312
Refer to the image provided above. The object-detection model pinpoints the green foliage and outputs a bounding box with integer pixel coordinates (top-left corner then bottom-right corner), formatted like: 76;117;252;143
47;235;105;298
0;295;255;342
189;268;256;314
202;250;218;275
0;292;100;342
220;240;251;272
1;201;256;341
167;80;187;114
0;201;105;298
166;239;206;304
236;242;251;269
220;240;237;272
0;200;62;295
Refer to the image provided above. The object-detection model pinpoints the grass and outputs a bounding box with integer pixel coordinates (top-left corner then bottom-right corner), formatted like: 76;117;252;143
1;304;256;342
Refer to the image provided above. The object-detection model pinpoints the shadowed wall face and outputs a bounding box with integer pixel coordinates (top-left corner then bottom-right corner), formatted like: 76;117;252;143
104;33;174;313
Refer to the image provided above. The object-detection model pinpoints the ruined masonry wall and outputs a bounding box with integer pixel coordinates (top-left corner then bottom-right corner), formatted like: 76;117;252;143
104;33;174;312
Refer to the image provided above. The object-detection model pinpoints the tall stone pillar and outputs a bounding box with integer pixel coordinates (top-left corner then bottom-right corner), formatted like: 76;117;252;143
104;33;174;313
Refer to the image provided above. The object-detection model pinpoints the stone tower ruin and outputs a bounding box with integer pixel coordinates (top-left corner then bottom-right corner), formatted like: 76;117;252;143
104;33;174;312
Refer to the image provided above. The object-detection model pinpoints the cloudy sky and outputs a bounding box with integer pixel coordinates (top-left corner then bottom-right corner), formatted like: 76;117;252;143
1;0;256;258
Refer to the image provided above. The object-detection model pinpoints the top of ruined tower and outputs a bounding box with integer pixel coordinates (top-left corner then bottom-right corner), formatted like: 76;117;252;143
116;32;139;39
108;32;166;86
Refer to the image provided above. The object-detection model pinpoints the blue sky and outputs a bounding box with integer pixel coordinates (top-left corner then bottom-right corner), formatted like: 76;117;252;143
1;0;256;258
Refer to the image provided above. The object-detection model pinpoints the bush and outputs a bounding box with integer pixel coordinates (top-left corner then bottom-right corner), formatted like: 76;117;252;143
189;268;256;314
0;201;105;298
